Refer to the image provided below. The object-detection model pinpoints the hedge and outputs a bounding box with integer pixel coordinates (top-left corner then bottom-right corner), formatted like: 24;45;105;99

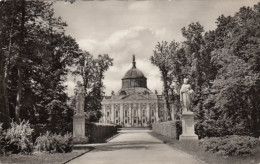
199;135;260;156
152;121;181;139
85;123;118;143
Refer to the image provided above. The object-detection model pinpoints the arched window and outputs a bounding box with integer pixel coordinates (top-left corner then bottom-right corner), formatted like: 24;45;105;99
160;110;163;117
120;91;126;96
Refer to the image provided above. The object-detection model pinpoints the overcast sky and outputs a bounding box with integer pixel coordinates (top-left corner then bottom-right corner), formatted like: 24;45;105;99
52;0;258;96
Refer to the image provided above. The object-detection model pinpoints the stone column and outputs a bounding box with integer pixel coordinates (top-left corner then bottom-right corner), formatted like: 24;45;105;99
120;103;124;126
138;103;141;127
155;104;159;122
179;112;198;141
129;104;132;127
111;103;114;124
147;103;150;122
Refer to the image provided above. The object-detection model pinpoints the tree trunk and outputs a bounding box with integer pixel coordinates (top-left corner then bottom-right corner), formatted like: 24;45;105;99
0;2;16;128
0;52;11;129
162;71;172;121
15;0;26;124
15;65;22;124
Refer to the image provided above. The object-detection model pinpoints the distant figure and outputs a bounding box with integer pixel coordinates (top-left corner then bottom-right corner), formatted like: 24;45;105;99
75;81;85;115
180;78;194;113
111;90;115;96
155;90;158;94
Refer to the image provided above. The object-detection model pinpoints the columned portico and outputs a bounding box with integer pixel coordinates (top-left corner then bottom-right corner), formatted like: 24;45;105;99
101;55;176;127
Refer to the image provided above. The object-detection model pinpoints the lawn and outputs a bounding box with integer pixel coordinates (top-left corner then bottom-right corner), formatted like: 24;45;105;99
150;132;260;164
0;149;91;164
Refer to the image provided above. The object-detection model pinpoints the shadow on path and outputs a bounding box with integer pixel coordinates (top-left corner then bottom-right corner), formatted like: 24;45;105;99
93;141;162;152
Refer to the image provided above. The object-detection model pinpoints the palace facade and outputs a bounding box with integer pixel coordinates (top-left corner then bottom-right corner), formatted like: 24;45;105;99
101;56;176;127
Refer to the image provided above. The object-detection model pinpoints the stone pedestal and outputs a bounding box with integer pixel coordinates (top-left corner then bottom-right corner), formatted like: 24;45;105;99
73;114;88;144
179;112;198;141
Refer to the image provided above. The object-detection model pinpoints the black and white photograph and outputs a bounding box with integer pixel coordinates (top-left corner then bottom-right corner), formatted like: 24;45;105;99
0;0;260;163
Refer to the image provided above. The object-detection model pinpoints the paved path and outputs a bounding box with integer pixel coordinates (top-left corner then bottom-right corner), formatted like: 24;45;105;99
68;129;202;164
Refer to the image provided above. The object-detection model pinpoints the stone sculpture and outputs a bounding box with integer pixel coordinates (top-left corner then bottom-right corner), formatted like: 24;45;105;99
179;78;198;141
75;81;85;115
73;81;88;143
180;78;194;113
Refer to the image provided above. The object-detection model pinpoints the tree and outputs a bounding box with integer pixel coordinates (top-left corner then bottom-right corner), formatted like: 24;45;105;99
0;0;81;131
149;3;260;138
87;54;113;122
151;41;180;120
197;3;260;137
73;52;113;122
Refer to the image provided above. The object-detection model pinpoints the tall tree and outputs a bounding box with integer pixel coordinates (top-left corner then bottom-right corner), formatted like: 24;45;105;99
73;52;113;122
196;3;260;137
0;1;81;130
151;41;180;120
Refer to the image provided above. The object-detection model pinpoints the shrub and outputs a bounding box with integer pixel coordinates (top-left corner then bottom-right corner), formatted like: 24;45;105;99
85;123;118;143
152;121;181;139
32;122;72;143
51;133;73;153
1;121;34;154
34;131;53;153
199;135;259;156
34;131;73;153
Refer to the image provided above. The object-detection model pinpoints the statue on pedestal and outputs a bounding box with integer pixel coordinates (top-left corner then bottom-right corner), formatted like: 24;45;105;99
179;78;198;141
180;78;194;113
75;81;85;115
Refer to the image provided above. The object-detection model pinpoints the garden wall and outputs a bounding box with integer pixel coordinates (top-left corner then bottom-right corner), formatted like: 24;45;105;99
85;123;118;143
152;121;181;139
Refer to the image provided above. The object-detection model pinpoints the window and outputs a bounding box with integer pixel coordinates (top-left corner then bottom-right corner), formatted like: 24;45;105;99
134;110;137;116
116;111;119;117
143;119;145;123
120;91;126;95
107;112;109;117
125;110;127;117
125;119;127;124
116;120;119;124
151;110;154;116
134;119;136;124
152;119;154;123
142;110;145;116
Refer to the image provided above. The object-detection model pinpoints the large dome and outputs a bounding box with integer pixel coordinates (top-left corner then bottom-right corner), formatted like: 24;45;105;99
123;67;145;79
121;55;147;89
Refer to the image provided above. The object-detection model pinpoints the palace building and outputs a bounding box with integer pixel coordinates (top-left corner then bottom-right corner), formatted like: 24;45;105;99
101;55;176;127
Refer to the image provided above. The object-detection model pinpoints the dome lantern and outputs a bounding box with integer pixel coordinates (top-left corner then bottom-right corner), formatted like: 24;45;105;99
132;55;136;68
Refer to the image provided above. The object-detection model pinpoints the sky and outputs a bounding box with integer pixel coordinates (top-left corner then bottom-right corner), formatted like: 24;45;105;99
52;0;259;96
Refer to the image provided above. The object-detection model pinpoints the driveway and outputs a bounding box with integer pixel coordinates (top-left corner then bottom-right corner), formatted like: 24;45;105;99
68;129;203;164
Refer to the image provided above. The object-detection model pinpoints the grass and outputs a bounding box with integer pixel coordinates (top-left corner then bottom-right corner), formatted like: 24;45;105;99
0;149;90;164
149;132;260;164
